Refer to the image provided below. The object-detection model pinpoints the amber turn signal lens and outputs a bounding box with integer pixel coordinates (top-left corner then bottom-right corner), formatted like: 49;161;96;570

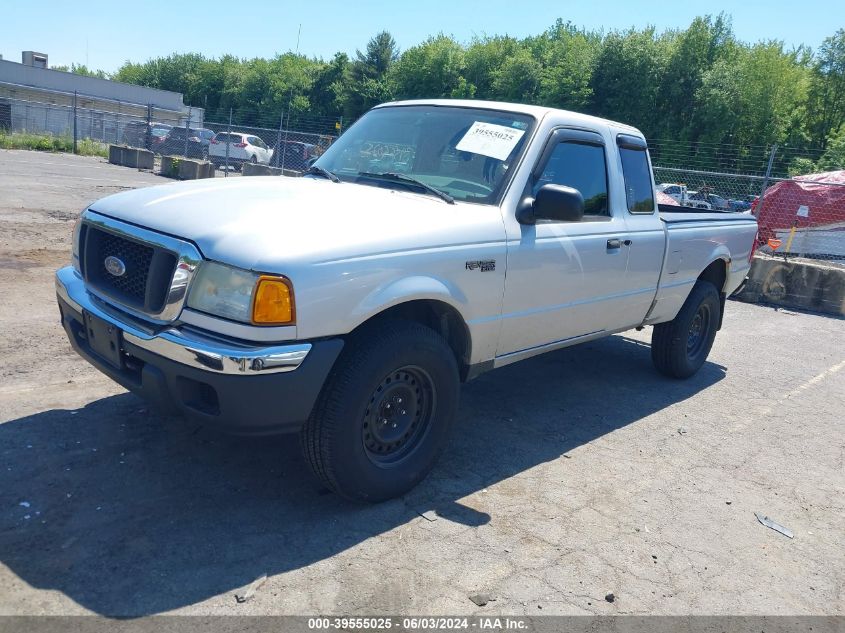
252;276;294;324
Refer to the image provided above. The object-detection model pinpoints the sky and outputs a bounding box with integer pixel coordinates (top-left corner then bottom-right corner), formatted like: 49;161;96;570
3;0;844;72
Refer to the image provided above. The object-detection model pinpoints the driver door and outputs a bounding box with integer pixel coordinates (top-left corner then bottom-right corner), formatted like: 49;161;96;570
497;128;635;358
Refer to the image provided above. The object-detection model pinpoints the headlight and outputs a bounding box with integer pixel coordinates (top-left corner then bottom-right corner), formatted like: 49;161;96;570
186;261;295;325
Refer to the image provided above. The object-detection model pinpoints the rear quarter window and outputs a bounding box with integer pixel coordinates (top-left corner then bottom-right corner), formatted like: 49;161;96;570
619;146;655;213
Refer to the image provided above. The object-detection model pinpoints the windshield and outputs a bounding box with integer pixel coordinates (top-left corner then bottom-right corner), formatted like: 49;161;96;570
314;105;535;204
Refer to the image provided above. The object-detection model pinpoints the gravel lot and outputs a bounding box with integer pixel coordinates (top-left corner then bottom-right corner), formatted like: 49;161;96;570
0;149;843;617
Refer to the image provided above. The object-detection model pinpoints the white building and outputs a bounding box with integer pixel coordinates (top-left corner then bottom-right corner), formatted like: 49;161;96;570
0;51;203;142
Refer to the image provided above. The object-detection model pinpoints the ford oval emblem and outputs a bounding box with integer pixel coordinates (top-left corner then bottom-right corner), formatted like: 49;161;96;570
104;255;126;277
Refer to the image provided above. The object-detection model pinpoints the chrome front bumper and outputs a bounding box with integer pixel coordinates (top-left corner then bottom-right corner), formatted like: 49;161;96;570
55;266;310;375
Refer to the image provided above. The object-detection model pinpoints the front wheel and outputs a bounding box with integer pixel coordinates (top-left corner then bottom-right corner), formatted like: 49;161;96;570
301;320;460;502
651;280;720;379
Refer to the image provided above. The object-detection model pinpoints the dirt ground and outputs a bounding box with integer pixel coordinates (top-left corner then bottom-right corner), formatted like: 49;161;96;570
0;149;843;617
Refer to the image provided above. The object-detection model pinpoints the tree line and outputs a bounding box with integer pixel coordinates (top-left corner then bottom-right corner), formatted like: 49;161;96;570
65;16;845;174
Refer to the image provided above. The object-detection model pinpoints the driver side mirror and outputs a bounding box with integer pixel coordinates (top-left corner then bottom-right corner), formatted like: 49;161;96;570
517;184;585;224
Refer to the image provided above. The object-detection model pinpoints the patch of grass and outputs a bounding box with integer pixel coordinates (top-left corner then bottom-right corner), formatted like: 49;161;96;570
0;131;108;157
76;138;108;157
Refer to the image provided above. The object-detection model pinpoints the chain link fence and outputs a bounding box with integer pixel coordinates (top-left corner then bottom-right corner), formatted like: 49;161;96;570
2;94;843;261
0;95;151;150
117;112;340;173
0;93;340;173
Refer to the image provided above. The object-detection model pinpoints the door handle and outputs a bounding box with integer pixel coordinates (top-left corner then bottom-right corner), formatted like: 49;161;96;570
607;238;622;249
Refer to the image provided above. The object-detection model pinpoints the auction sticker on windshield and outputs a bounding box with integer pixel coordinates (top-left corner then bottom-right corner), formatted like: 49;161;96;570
456;122;526;161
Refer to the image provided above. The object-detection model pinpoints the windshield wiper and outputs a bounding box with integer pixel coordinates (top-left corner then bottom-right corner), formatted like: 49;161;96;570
357;172;455;204
304;165;340;183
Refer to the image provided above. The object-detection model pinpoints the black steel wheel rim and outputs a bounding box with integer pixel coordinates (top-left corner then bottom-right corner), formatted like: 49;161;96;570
362;365;435;465
687;304;711;358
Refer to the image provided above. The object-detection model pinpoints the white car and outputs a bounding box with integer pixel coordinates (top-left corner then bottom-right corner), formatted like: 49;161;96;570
209;132;273;170
657;183;712;210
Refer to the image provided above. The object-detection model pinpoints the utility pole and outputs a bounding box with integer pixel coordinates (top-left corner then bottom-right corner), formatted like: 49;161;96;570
756;144;777;218
184;106;191;158
72;91;78;154
225;108;232;177
281;23;302;172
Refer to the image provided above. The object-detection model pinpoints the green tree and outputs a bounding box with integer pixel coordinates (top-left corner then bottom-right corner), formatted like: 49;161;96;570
464;36;520;100
530;20;600;111
490;45;541;103
695;42;809;147
807;29;845;148
309;53;352;119
589;28;671;133
356;31;399;78
341;31;399;118
51;63;109;79
815;123;845;171
390;35;467;99
656;14;736;139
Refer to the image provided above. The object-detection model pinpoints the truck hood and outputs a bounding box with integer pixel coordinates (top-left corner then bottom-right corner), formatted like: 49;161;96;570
89;176;502;271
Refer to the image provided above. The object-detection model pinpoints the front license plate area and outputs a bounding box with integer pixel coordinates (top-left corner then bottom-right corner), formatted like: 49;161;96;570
83;311;124;369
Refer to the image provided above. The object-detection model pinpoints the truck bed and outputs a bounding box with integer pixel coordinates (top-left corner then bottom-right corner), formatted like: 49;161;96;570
645;205;758;326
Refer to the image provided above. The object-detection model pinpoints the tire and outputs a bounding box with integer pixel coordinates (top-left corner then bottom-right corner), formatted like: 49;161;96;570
250;155;258;164
651;280;720;379
301;320;460;502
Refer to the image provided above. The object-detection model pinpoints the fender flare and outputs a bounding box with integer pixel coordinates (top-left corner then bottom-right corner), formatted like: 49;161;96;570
348;275;469;330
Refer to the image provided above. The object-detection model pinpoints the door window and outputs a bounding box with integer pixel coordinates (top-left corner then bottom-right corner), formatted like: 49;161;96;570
533;142;609;216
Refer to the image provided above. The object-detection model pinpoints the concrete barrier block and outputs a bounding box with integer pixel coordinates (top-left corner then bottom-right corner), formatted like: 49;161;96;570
178;159;200;180
109;145;154;170
242;163;303;177
735;253;845;316
161;156;215;180
108;144;124;165
124;149;140;169
242;163;275;176
160;156;178;179
136;149;154;170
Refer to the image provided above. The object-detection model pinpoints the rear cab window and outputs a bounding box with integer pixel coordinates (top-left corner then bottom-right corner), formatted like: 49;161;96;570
617;133;655;214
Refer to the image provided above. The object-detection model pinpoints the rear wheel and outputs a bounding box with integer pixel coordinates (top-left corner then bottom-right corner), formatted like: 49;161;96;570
651;280;720;379
301;320;460;502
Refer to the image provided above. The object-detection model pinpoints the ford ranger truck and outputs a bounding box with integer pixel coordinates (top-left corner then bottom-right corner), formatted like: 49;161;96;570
56;100;758;501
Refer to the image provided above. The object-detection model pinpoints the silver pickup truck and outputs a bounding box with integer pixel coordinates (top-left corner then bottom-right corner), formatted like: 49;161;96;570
55;100;758;501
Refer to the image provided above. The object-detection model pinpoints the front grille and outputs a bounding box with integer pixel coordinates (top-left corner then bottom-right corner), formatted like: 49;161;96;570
83;225;177;313
95;232;153;302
